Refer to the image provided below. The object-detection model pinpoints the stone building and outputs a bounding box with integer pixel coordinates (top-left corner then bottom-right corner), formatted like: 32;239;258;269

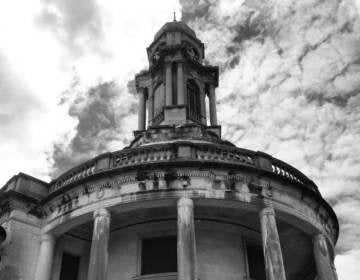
0;20;338;280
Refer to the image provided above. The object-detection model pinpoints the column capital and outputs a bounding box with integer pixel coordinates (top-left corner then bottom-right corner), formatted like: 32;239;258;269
94;208;111;219
313;233;326;243
139;87;148;99
41;233;55;243
259;206;275;218
178;197;194;208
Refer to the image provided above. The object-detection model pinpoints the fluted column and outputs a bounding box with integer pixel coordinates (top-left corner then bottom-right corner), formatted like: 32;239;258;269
177;63;185;105
177;198;196;280
259;207;286;280
147;86;153;126
34;233;56;280
208;84;217;126
88;208;111;280
313;234;337;280
138;89;146;130
166;63;173;105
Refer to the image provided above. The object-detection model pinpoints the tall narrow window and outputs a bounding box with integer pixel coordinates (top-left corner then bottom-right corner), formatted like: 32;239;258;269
172;63;178;104
246;243;266;280
153;82;165;125
59;252;80;280
186;80;201;123
141;235;177;275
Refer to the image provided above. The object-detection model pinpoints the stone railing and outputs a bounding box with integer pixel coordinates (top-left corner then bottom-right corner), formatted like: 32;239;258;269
49;161;96;193
113;146;176;167
194;146;254;165
270;157;317;191
48;142;318;194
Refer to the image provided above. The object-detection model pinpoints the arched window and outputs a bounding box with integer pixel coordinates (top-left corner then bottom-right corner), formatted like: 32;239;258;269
153;82;165;124
186;80;201;123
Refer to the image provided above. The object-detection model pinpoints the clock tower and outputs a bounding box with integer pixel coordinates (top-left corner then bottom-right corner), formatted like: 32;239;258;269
134;20;220;139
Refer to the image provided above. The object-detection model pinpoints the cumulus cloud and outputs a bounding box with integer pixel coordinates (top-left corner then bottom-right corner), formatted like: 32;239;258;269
181;0;360;278
37;0;105;58
0;0;181;186
50;80;137;177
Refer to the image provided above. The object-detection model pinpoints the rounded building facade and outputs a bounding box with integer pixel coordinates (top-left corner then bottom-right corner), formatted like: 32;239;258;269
0;21;338;280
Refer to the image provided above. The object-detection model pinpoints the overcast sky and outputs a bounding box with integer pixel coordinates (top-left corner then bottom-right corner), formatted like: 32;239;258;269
0;0;359;277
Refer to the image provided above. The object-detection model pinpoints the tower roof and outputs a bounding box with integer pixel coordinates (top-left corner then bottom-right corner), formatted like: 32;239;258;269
154;21;197;41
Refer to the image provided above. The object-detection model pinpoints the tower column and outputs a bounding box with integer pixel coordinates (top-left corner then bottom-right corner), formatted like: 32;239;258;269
138;88;146;130
87;208;111;280
200;88;206;125
259;207;287;280
313;234;337;280
177;63;185;105
34;233;56;280
177;197;197;280
166;63;173;105
209;85;218;126
147;85;153;126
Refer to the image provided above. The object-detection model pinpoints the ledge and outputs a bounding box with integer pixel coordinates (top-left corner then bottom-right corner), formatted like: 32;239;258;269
132;272;177;280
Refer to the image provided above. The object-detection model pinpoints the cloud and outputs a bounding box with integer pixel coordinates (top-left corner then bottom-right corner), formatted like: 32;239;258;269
0;0;182;186
335;249;360;279
37;0;105;58
50;80;137;177
0;54;43;137
181;0;360;279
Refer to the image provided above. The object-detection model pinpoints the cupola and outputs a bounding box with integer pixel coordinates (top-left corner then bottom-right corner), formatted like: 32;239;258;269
134;20;219;133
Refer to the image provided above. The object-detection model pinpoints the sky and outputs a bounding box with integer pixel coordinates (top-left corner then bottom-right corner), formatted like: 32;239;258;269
0;0;359;277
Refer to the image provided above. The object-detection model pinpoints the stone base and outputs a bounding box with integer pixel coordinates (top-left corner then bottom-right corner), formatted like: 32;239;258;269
163;105;188;126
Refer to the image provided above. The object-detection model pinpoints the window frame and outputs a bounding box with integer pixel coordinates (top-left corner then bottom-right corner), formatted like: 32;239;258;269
59;251;81;280
243;238;266;280
136;229;177;278
186;79;202;123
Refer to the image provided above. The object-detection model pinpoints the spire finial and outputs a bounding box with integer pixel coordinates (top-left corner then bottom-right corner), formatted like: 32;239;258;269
173;11;176;22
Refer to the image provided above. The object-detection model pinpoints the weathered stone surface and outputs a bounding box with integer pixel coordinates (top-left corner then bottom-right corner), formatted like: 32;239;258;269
259;207;287;280
88;208;111;280
34;234;55;280
177;198;196;280
313;234;337;280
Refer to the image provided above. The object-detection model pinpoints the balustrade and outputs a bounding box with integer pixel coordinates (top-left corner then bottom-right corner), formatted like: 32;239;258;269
49;143;317;194
50;163;96;193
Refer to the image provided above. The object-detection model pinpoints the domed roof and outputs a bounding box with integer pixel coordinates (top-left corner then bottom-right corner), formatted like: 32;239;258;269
154;21;197;41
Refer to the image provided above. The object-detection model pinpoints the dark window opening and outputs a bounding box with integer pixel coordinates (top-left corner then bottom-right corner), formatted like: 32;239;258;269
141;235;177;275
186;80;201;122
246;243;266;280
59;252;80;280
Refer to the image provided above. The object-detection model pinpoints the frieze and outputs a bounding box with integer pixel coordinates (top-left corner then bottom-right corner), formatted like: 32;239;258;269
43;171;335;244
44;171;254;219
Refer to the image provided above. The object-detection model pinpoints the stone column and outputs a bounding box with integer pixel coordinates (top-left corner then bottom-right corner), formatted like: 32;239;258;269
34;233;56;280
147;86;153;126
208;84;217;126
138;88;146;130
313;234;337;280
259;207;287;280
177;63;185;105
200;89;206;125
166;63;173;106
88;208;111;280
177;197;196;280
